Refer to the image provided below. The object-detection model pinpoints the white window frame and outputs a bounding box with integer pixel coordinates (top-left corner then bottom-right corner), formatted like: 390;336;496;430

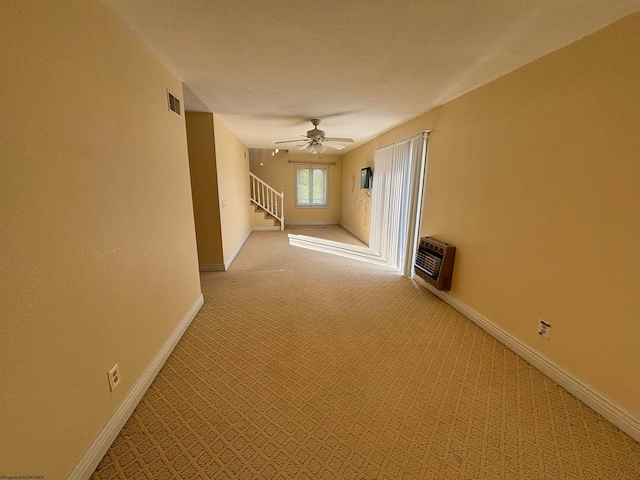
295;165;328;208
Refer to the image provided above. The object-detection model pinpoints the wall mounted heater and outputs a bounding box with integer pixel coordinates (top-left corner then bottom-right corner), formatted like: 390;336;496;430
414;237;456;291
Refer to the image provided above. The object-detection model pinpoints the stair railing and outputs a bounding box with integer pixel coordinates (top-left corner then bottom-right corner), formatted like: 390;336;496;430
250;172;285;231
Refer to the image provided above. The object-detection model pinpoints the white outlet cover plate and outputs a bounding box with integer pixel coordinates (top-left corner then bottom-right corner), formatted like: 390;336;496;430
108;364;121;391
538;320;551;339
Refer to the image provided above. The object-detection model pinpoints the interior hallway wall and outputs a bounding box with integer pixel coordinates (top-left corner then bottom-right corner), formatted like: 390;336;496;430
212;116;252;266
340;12;640;423
0;1;202;477
185;112;224;270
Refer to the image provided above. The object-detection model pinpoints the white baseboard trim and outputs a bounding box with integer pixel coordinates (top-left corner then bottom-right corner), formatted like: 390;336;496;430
339;223;369;246
251;226;280;231
286;221;339;226
224;229;252;270
67;294;205;480
413;276;640;443
199;263;225;272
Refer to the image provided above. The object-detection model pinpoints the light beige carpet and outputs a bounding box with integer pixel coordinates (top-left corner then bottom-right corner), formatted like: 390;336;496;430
92;229;640;479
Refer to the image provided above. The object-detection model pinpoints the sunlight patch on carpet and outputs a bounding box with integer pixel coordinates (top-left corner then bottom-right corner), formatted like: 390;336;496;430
288;233;394;268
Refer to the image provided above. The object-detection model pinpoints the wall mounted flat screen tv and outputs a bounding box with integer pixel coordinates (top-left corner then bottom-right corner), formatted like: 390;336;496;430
360;167;373;189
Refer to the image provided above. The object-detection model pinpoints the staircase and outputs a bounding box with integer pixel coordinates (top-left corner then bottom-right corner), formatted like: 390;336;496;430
250;172;284;231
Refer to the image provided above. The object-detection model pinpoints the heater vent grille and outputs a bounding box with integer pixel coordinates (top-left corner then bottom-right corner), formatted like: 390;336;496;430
414;237;456;291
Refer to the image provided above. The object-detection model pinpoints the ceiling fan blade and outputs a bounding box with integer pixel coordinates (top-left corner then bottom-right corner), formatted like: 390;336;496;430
324;137;354;143
323;141;346;150
276;139;306;144
298;144;309;150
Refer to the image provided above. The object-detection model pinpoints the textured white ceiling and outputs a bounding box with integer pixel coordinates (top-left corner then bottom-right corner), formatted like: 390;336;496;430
103;0;640;152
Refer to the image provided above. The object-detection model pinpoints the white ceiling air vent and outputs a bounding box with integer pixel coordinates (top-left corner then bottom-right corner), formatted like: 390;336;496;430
167;89;181;117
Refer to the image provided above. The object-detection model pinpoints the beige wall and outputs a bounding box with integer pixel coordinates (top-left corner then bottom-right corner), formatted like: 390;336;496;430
341;13;640;419
212;116;252;264
340;155;375;242
185;112;224;268
250;150;342;225
0;1;201;477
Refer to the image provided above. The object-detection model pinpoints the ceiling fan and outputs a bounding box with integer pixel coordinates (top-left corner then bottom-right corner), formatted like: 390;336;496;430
276;119;354;154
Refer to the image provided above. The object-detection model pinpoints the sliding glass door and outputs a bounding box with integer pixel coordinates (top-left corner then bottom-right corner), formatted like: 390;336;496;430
370;133;428;276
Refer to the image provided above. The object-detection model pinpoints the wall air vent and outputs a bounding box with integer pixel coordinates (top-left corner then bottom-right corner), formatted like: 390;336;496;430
167;89;181;117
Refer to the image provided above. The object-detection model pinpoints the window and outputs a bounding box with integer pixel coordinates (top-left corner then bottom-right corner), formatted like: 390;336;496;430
295;165;328;207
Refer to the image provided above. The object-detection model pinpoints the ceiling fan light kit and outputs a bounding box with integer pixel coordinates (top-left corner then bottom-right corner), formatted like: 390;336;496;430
276;119;354;154
307;142;325;155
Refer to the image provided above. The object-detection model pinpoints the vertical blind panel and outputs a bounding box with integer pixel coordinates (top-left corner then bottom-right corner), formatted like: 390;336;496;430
370;135;426;274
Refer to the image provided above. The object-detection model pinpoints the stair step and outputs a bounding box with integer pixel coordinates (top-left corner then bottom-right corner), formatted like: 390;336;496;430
252;203;281;227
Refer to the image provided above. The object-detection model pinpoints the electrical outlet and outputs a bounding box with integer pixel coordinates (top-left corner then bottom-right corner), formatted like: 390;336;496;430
108;363;121;391
538;320;551;339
